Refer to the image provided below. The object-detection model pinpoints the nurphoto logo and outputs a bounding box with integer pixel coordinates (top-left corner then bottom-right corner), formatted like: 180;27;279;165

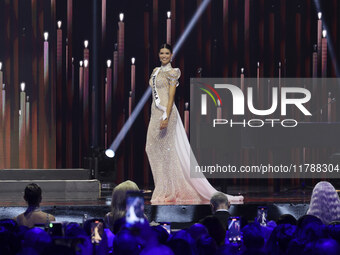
199;82;312;128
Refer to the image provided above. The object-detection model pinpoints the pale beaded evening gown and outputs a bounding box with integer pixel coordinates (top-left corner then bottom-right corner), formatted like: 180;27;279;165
146;63;244;204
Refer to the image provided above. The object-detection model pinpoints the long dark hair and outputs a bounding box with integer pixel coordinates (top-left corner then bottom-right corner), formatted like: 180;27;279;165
110;180;140;222
159;43;173;53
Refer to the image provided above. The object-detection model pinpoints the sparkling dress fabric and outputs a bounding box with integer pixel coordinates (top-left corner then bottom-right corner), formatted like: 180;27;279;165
146;63;244;204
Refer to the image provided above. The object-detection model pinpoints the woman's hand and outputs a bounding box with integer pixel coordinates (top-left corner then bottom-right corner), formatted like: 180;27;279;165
160;119;168;130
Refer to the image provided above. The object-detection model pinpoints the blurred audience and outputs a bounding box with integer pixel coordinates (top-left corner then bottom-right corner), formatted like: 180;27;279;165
242;223;265;253
2;180;340;254
196;233;218;255
199;215;226;246
151;225;170;245
167;229;196;255
277;214;297;226
266;223;296;255
19;227;52;254
140;244;174;255
303;238;340;255
187;223;209;242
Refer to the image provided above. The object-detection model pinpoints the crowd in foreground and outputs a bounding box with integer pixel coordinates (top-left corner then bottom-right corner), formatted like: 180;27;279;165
0;181;340;255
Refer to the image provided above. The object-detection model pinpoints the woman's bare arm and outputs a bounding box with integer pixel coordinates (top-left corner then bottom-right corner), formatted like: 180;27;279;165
160;84;176;130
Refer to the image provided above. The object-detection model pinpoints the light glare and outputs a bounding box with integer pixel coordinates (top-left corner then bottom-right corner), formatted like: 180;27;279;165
20;82;25;92
119;13;124;22
105;149;115;158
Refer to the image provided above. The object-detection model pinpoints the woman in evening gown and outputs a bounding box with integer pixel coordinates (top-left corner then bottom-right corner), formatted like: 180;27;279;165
145;44;244;204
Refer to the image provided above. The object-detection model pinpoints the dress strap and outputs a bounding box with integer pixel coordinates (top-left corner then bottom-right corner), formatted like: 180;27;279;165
152;68;167;120
46;213;50;225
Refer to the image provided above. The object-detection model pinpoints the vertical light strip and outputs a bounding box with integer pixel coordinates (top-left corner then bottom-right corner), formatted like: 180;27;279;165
201;94;207;115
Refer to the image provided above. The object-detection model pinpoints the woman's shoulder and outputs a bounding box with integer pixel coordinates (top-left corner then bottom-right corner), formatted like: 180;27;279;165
105;212;113;219
14;213;24;222
166;68;181;87
151;67;160;75
105;212;114;224
167;67;181;79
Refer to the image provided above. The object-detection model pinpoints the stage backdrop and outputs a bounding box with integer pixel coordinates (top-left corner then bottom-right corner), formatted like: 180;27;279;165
0;0;339;191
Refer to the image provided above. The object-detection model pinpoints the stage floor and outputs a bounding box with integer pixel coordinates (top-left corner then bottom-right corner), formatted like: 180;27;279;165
0;186;313;207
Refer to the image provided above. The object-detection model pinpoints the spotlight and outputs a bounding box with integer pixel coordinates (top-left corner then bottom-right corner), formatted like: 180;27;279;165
105;149;115;158
84;147;116;181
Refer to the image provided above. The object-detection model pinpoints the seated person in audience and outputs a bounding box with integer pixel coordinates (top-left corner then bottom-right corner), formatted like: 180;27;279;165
266;223;296;255
187;223;209;242
307;181;340;225
196;233;218;255
113;228;141;255
199;216;226;246
151;225;170;245
296;214;323;230
209;192;231;230
327;223;340;244
0;218;18;232
167;229;197;255
276;214;297;225
242;223;265;253
286;216;326;255
14;183;55;228
0;227;21;255
105;180;140;232
114;218;159;255
303;238;340;255
140;245;174;255
20;227;52;254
